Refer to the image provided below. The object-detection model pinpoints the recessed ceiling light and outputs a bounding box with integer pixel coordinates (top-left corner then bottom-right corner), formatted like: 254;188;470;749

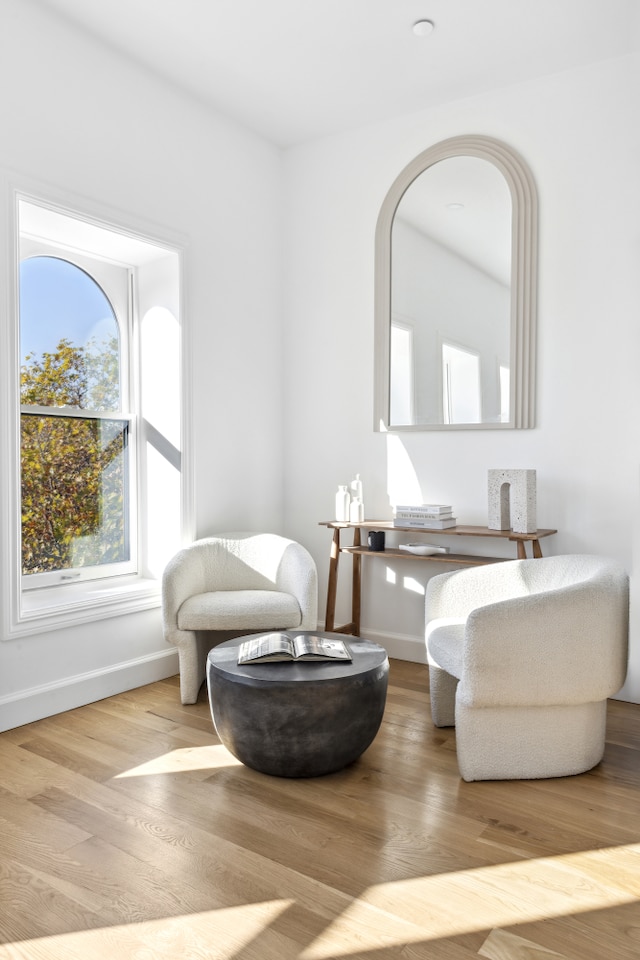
413;20;434;37
447;202;465;211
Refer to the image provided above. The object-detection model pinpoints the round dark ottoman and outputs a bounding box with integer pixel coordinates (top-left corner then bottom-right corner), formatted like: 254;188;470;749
207;632;389;777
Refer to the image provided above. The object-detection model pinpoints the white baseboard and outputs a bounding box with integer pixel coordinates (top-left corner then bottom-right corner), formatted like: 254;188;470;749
362;628;426;663
321;622;426;664
0;648;179;732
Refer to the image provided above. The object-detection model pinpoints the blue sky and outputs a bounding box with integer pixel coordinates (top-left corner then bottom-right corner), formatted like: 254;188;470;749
20;256;117;362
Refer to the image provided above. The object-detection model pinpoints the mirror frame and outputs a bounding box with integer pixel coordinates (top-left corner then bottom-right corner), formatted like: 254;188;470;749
374;135;538;431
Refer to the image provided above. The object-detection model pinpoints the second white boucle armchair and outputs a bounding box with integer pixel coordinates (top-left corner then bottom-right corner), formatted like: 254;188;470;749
425;555;629;782
162;532;317;703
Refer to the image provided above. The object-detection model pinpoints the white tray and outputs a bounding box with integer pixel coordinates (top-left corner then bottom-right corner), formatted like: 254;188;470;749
398;543;450;556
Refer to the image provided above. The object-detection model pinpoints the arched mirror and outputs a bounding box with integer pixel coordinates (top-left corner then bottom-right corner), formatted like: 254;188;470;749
374;136;537;430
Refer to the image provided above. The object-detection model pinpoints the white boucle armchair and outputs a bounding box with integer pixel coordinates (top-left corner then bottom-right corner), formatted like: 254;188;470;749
425;555;629;782
162;533;318;703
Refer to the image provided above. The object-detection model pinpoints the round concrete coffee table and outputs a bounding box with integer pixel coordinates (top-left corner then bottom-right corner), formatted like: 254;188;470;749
207;632;389;777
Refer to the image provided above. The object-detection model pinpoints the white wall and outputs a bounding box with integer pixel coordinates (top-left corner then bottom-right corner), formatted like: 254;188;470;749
282;53;640;701
0;0;284;729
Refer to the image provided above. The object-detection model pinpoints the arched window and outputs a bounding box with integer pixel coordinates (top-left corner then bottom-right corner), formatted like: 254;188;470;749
20;255;132;583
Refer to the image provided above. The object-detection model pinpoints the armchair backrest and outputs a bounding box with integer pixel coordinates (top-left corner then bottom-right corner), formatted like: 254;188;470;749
453;555;629;707
162;532;318;636
179;534;296;591
427;554;628;621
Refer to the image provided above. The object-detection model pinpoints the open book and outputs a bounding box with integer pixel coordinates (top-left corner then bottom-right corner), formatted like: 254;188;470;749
237;632;352;664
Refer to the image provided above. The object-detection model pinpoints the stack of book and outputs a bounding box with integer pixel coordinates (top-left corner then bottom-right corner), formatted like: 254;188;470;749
393;504;457;529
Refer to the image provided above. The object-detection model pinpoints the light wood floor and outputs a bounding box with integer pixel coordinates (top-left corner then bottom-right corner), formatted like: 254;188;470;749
2;659;640;960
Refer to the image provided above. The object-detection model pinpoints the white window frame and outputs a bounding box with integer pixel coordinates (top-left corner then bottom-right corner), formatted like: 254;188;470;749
19;247;137;589
1;186;193;638
390;315;415;425
499;362;510;424
441;340;482;425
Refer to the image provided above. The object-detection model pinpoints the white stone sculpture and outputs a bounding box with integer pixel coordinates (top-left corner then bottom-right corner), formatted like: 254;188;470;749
488;469;537;534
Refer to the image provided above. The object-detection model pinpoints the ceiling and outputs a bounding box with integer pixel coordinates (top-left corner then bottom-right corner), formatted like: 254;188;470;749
33;0;637;147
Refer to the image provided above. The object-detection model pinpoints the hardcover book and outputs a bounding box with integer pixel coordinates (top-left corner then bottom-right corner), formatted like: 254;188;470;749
393;517;457;529
395;511;454;521
394;504;452;515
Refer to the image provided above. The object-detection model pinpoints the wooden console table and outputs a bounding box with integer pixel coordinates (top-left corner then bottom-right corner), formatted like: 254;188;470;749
319;520;557;637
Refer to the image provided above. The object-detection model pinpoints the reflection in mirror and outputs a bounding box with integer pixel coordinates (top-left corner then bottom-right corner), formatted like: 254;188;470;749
375;136;537;431
441;341;481;424
391;157;511;426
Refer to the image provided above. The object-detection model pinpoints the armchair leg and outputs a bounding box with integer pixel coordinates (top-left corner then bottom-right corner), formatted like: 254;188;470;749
428;664;458;727
177;645;206;705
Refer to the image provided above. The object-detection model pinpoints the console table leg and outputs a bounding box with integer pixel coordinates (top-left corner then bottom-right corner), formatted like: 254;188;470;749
325;527;341;632
517;540;527;560
532;538;543;559
352;527;362;637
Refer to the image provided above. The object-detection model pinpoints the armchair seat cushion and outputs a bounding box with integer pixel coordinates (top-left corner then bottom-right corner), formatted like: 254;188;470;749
178;590;302;631
426;620;465;678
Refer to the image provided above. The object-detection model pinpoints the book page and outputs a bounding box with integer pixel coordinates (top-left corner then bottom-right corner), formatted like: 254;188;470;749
292;635;351;660
238;633;294;662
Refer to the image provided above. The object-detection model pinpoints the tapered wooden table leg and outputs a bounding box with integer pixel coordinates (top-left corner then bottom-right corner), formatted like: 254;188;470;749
325;527;341;632
352;527;362;636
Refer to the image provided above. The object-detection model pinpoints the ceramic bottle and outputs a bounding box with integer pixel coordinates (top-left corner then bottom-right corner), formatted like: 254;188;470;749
349;496;364;523
335;485;350;521
350;474;364;520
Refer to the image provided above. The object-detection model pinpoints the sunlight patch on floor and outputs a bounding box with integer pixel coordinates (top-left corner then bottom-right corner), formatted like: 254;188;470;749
113;744;240;778
0;901;292;960
301;843;640;958
478;927;568;959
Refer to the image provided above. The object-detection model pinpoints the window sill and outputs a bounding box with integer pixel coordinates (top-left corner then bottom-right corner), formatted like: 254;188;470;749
8;575;161;639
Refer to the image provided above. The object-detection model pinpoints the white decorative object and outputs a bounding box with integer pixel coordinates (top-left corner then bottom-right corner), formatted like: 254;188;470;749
350;473;364;513
488;469;537;534
335;485;350;521
399;543;449;556
349;497;364;523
